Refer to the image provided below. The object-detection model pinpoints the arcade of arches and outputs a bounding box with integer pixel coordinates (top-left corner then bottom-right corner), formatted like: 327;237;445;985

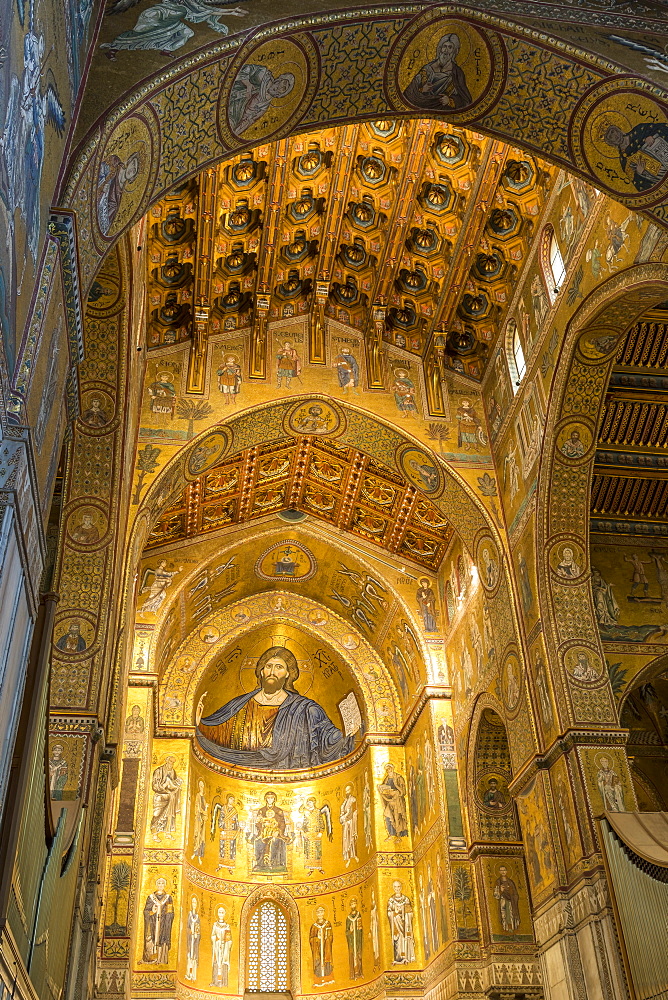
4;5;668;1000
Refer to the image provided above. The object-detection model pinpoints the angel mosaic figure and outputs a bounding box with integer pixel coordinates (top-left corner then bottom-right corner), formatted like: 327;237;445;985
296;796;332;873
140;561;182;614
212;793;240;870
101;0;249;57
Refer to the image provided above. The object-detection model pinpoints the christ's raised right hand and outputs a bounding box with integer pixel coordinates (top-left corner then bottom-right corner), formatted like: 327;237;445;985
195;692;208;726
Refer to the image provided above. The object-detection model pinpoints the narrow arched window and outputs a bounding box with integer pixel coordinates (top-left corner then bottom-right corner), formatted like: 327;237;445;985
505;318;525;393
512;324;526;384
247;899;289;992
549;232;566;294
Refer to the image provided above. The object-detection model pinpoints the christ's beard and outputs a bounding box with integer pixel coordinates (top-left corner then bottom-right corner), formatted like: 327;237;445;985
261;676;286;694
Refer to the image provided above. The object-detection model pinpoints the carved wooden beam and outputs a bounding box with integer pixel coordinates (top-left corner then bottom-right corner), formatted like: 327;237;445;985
187;167;218;393
251;139;290;379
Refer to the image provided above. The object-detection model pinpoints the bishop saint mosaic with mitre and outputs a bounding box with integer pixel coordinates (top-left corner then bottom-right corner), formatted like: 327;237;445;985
196;645;362;769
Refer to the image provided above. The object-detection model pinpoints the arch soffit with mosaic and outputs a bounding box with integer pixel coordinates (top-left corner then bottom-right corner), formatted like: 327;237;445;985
61;4;668;296
465;690;512;755
158;591;402;735
147;518;432;680
464;692;517;840
535;263;668;724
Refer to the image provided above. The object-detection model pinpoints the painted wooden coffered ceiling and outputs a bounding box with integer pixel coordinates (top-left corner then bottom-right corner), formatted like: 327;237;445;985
145;435;453;571
145;118;555;386
592;308;668;531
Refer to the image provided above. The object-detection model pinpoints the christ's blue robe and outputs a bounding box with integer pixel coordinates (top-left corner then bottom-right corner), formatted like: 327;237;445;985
197;689;355;769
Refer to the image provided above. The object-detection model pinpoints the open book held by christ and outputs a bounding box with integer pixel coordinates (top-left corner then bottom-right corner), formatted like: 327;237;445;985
338;691;362;738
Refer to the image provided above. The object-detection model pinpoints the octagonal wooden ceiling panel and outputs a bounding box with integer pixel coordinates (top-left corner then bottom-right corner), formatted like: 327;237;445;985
145;118;554;384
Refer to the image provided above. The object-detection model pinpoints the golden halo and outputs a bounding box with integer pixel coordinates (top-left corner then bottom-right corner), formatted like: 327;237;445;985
199;625;220;644
411;21;476;77
593;749;618;771
434;23;473;68
271;61;302;105
239;632;314;696
588;109;633;161
120;140;148;194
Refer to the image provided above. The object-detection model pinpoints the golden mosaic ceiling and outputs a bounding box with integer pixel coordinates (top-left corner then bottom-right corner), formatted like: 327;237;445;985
146;436;453;570
146;119;554;383
593;308;668;527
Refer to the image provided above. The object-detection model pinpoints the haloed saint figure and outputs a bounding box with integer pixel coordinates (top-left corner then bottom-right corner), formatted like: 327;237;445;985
196;646;359;769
